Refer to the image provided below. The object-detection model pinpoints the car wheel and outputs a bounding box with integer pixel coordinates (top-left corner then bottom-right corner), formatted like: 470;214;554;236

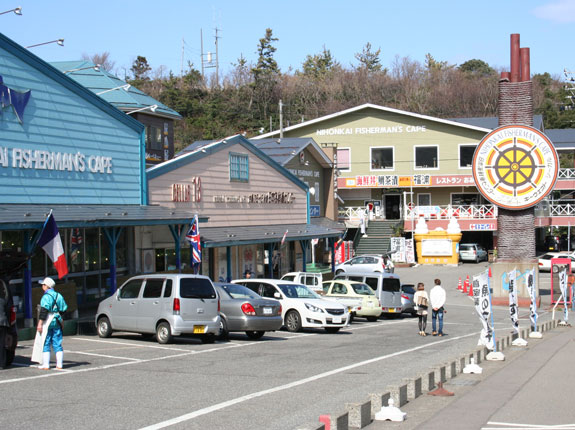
218;318;229;340
5;349;15;367
201;334;216;344
325;327;340;333
335;270;344;275
245;330;265;340
97;316;112;338
156;322;173;344
285;310;302;332
366;316;378;322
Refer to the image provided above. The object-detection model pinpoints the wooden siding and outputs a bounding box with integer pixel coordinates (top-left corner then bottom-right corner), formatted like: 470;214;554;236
148;143;308;227
0;48;143;205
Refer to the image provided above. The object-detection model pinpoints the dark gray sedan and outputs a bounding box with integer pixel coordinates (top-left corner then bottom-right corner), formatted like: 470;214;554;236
214;283;283;340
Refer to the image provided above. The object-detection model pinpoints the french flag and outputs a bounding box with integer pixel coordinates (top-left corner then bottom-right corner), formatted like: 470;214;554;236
37;212;68;279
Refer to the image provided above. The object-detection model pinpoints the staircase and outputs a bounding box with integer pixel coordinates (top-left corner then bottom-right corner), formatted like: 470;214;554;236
355;220;398;255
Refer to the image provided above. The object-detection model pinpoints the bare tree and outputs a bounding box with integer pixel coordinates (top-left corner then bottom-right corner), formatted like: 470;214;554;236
81;52;115;72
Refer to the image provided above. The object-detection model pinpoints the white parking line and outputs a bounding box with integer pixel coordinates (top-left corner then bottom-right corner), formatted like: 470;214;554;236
70;337;192;352
64;350;142;361
138;331;482;430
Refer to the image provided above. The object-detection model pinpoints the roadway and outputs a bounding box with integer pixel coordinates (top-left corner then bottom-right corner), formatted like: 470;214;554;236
0;262;552;430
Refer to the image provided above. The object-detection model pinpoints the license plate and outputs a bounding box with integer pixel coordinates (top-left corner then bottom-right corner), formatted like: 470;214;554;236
332;317;341;324
193;325;205;334
367;302;374;308
389;308;396;313
263;307;272;315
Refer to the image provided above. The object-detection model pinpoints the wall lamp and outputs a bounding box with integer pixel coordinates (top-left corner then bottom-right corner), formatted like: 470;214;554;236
0;7;22;16
26;38;64;49
64;64;100;74
126;104;158;115
97;84;131;95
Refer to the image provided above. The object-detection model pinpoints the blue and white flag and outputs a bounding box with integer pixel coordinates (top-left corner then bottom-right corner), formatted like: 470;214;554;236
186;214;201;264
508;268;519;334
525;267;537;330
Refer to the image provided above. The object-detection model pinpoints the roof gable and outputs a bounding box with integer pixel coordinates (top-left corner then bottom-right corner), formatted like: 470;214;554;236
147;134;308;190
250;137;332;167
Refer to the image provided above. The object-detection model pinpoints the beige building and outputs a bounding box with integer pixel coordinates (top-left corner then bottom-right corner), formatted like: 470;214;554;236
144;134;341;280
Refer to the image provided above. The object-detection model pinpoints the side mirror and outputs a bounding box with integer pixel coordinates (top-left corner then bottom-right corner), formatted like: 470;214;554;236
274;292;282;299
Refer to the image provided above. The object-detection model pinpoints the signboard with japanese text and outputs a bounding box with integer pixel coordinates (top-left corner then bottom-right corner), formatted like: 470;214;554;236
338;174;475;189
472;125;559;210
421;239;452;256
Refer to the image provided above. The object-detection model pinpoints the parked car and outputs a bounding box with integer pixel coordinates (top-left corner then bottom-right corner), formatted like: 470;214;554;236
400;284;417;316
322;280;382;322
214;283;282;340
538;252;575;272
334;271;403;317
543;235;561;252
281;272;323;292
334;254;387;275
459;243;488;263
95;274;221;344
233;279;349;333
1;279;17;367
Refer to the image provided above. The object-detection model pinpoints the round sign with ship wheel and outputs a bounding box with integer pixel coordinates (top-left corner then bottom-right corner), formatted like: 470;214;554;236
472;125;558;210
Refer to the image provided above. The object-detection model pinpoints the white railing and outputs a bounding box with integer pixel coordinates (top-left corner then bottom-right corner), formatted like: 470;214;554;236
558;168;575;179
548;201;575;216
338;204;498;222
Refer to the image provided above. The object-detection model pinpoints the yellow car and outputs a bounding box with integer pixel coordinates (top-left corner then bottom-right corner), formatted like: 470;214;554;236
322;280;383;322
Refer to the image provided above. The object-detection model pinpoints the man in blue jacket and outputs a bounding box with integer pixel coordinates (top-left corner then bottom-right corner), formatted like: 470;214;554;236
36;277;67;370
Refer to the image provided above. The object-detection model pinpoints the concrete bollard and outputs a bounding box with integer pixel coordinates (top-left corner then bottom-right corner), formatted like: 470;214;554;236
402;377;422;400
345;400;371;429
432;365;447;383
386;384;408;407
369;392;391;419
320;412;348;430
421;369;435;392
456;355;467;374
445;361;457;379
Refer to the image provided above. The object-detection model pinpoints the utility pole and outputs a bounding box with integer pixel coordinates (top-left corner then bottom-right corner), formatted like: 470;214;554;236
215;27;220;87
279;99;283;138
200;27;220;86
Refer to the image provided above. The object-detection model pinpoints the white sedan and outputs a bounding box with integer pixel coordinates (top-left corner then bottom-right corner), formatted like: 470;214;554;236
233;279;350;333
335;254;387;275
538;252;575;272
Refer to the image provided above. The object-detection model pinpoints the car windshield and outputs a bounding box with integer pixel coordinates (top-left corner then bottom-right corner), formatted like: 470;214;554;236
402;285;416;294
219;284;260;300
278;283;319;299
351;283;375;295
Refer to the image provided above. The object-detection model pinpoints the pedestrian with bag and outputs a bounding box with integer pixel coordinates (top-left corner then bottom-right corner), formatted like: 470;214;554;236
33;277;68;370
413;282;429;336
430;278;446;336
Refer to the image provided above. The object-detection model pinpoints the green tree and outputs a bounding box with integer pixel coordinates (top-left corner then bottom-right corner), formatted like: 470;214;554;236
354;42;383;73
458;59;495;76
252;28;280;81
301;46;338;78
130;56;152;81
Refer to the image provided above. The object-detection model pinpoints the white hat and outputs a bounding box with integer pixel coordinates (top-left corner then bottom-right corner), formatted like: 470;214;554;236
39;277;55;288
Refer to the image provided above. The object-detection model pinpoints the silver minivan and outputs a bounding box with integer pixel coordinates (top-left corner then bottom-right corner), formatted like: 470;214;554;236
334;271;403;317
95;274;221;344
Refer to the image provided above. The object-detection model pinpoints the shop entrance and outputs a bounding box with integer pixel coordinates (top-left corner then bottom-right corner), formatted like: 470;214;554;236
384;195;401;220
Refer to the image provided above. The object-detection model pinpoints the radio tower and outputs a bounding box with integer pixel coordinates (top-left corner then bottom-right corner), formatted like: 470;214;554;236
565;69;575;110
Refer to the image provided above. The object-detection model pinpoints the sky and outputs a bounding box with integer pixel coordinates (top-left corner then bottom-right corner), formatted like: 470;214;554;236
1;0;574;81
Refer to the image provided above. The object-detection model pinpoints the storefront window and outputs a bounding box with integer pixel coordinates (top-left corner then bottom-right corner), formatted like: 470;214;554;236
68;228;84;273
156;249;166;272
84;228;100;272
146;125;163;150
451;193;481;205
371;147;394;170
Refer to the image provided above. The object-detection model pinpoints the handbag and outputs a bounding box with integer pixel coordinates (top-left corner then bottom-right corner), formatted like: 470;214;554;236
416;295;428;307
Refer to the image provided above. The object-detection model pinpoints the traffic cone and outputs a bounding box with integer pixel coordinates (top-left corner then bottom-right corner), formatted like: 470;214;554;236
457;277;462;291
488;266;492;278
462;277;468;294
468;279;474;297
464;275;471;294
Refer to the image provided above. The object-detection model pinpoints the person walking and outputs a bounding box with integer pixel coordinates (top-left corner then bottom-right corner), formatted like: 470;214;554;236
430;278;446;336
413;282;429;336
35;277;68;370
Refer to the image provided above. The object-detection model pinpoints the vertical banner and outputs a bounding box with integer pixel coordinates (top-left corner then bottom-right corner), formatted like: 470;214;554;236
472;271;494;350
559;268;568;323
405;239;415;264
525;268;537;330
508;268;519;334
390;237;406;263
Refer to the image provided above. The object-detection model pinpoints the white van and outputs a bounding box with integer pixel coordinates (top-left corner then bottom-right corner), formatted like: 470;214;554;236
280;272;323;292
334;271;402;316
95;274;221;344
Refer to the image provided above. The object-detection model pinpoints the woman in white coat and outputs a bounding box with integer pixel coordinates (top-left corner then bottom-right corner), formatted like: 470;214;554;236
413;283;429;336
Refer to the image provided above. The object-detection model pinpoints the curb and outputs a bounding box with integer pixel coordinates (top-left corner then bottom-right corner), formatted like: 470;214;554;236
293;319;558;430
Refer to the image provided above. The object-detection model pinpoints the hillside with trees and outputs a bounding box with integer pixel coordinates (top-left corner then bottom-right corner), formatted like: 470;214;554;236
93;29;574;153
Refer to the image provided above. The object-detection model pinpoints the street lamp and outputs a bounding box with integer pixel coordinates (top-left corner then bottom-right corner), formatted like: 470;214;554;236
0;7;22;16
26;39;64;49
126;104;157;115
96;84;131;95
64;64;100;74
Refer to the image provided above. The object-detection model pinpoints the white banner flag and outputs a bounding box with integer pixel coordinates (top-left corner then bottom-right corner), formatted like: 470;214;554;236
472;271;494;350
559;268;568;323
525;268;537;329
508;268;519;334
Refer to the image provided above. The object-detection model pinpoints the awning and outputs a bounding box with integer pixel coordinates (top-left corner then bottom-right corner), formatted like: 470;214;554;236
201;223;343;248
0;204;207;230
